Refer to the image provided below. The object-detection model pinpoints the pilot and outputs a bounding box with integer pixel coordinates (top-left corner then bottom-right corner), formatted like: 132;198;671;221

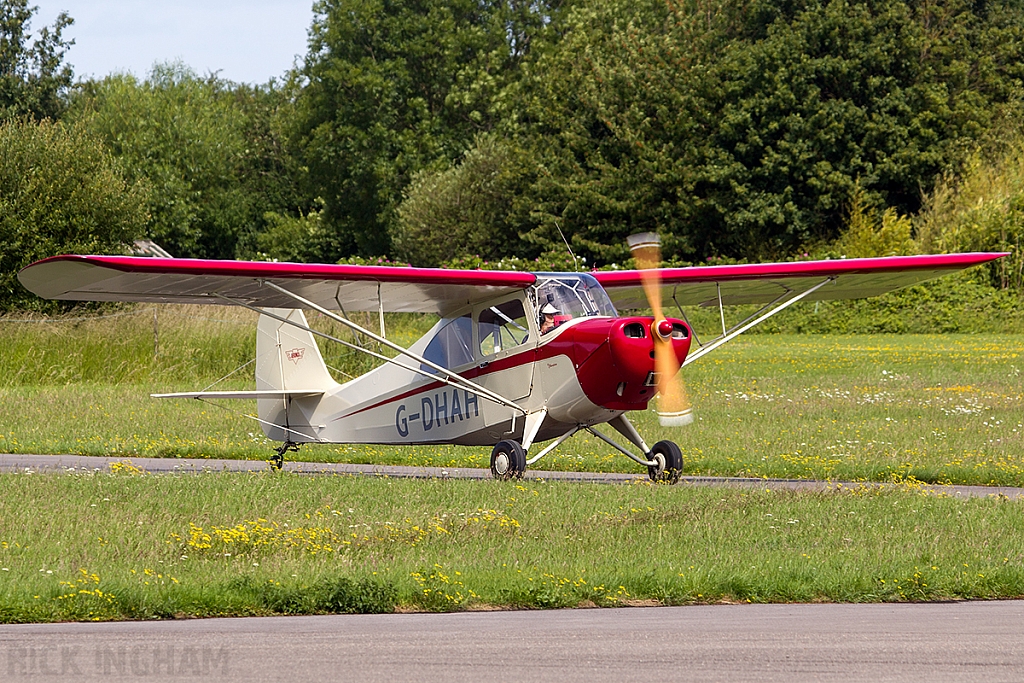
539;303;560;334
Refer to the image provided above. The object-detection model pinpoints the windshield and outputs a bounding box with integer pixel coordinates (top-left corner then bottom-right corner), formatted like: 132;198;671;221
531;273;617;334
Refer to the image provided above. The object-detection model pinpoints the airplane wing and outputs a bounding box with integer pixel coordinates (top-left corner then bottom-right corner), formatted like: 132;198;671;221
592;253;1008;310
19;252;1006;313
17;255;537;315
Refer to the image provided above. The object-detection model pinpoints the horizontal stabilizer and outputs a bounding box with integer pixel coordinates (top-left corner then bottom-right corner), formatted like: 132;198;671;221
152;390;324;400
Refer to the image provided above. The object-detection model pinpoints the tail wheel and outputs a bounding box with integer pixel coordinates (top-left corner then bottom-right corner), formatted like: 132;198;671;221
270;442;299;471
647;440;683;484
490;440;527;480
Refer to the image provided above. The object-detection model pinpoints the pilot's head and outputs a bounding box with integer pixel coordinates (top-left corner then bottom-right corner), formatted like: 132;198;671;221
540;303;559;333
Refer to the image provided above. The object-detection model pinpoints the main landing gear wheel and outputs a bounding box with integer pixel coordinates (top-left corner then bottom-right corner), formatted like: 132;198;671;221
490;440;527;480
647;440;683;484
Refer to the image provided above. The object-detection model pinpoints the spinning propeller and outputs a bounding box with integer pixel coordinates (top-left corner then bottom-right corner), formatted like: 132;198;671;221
627;233;694;427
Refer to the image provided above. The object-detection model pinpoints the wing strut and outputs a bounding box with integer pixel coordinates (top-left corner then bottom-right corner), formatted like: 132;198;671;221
682;277;834;367
377;282;386;341
214;286;527;416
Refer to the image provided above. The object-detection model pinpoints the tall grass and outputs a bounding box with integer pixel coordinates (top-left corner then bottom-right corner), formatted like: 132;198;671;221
0;305;256;386
916;138;1024;292
0;304;436;387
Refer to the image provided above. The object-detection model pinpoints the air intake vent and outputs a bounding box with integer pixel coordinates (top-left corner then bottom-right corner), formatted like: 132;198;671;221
623;322;646;339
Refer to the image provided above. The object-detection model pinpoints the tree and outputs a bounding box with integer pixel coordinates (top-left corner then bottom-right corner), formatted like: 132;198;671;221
393;135;531;266
0;0;74;121
291;0;562;261
70;64;304;260
224;81;311;259
490;0;1024;264
0;118;146;309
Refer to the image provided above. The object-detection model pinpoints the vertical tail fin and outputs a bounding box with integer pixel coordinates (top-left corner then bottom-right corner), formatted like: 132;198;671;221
255;308;338;442
256;308;336;392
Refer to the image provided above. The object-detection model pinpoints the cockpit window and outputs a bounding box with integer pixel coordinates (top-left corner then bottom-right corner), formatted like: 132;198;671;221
531;273;617;335
478;298;531;356
420;313;474;372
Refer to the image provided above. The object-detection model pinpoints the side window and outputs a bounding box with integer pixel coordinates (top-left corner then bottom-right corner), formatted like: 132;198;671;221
478;299;531;357
421;314;474;371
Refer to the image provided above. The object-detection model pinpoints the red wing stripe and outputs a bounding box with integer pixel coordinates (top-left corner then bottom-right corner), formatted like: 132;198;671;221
593;253;1007;287
23;255;537;288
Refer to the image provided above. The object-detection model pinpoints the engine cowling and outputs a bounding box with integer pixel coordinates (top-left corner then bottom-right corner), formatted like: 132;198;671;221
558;317;691;411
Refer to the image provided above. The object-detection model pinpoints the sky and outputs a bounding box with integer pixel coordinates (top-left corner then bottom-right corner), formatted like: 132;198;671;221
33;1;315;85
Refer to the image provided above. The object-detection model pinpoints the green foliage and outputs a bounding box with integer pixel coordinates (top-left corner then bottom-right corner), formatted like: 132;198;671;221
749;271;1024;334
228;81;311;258
5;0;1024;310
818;190;919;259
440;251;587;272
0;0;74;121
0;118;146;309
916;137;1024;291
291;0;562;261
231;576;397;615
436;0;1024;266
335;255;410;267
69;64;303;260
495;0;709;264
257;205;328;263
394;135;531;266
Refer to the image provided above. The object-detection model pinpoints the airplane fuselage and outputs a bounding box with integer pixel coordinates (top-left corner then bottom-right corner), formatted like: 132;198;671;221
259;308;691;447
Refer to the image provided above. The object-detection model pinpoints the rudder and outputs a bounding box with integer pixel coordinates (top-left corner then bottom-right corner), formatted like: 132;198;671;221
256;308;336;392
255;308;337;442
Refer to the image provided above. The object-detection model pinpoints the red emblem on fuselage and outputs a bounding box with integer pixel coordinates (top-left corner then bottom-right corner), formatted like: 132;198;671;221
285;348;305;363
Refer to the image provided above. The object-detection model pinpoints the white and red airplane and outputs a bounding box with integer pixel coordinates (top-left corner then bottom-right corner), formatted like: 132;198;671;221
18;237;1004;482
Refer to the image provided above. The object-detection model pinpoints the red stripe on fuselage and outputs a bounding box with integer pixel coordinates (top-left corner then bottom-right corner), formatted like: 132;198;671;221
331;319;601;421
331;315;675;421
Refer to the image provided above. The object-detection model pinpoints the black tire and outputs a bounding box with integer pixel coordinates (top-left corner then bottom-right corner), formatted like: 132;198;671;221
490;440;527;480
647;440;683;484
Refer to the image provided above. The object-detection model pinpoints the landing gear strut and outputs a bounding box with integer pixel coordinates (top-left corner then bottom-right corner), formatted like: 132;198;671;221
490;440;526;480
584;416;685;484
270;442;299;470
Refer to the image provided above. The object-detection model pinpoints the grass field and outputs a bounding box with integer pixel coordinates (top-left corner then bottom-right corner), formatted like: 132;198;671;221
2;471;1024;622
2;306;1024;620
1;306;1022;486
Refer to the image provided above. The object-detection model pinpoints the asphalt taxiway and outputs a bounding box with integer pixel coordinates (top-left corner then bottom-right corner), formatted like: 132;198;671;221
2;452;1023;499
3;601;1024;682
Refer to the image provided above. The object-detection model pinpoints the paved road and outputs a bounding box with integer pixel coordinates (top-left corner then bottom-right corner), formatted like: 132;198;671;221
3;601;1024;682
3;452;1024;499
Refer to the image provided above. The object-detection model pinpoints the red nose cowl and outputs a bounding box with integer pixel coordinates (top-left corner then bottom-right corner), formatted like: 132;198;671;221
560;317;692;411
